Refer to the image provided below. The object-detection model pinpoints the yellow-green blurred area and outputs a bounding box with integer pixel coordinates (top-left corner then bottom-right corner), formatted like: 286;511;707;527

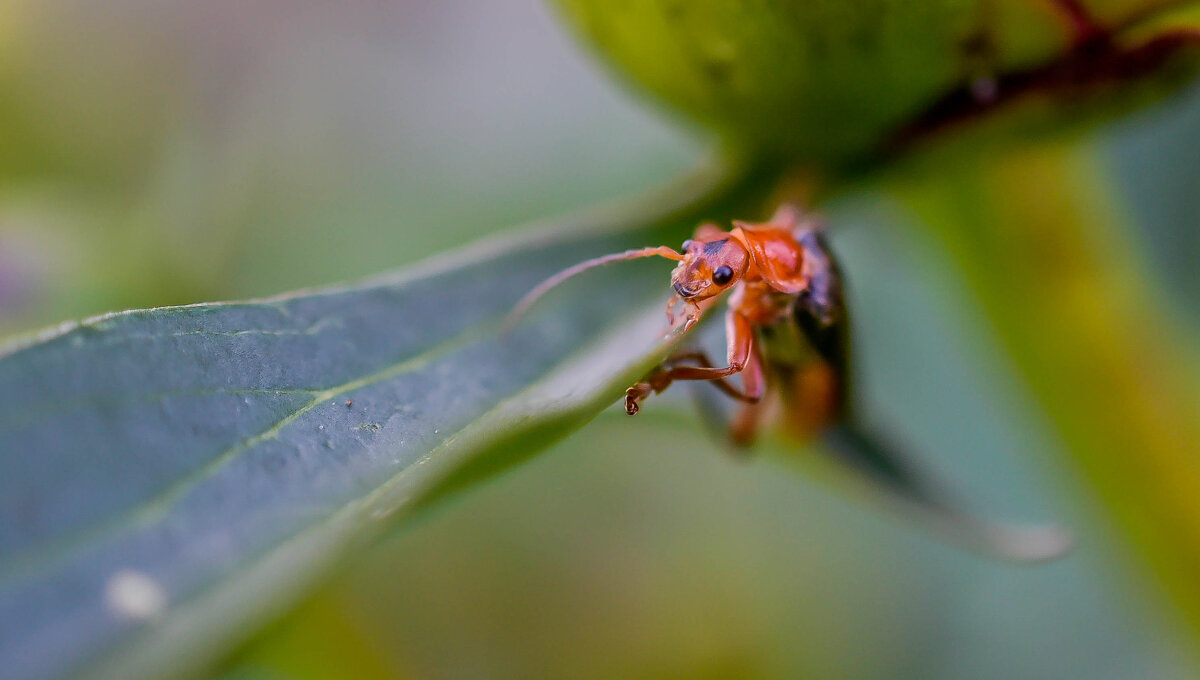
2;1;1199;679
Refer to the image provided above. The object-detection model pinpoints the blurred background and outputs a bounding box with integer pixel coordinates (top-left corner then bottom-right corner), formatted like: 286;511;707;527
2;1;1198;678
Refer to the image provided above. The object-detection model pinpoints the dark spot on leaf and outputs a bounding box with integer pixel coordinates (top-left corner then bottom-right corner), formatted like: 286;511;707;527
702;58;732;85
849;18;880;54
958;29;993;62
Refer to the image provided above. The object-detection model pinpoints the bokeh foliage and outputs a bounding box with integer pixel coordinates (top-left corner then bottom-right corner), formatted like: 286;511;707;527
551;0;1200;165
552;0;1200;645
1;1;1199;679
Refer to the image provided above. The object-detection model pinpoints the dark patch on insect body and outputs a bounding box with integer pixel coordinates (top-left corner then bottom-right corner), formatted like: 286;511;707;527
756;312;813;368
703;239;729;255
791;295;850;410
756;313;847;439
746;227;851;430
793;230;842;325
790;229;849;374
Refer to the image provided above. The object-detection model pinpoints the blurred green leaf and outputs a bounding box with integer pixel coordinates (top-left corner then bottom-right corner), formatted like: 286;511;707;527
0;164;784;680
551;0;1200;166
216;592;405;680
215;410;952;680
4;1;1200;677
0;157;1073;680
896;141;1200;640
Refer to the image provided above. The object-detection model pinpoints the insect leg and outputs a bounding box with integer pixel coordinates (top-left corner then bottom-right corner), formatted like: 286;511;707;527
682;379;769;452
624;310;762;414
662;310;757;381
662;350;760;403
674;348;769;449
729;399;767;448
728;341;767;446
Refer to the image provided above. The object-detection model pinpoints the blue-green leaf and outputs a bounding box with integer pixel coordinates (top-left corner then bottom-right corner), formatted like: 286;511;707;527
0;162;1067;680
0;165;776;680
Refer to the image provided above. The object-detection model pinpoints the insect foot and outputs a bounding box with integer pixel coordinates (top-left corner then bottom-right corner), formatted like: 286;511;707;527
625;382;653;415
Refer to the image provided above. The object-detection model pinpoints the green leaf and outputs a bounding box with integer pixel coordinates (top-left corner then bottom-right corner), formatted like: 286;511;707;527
896;142;1200;642
0;164;777;680
0;159;1069;680
550;0;1200;167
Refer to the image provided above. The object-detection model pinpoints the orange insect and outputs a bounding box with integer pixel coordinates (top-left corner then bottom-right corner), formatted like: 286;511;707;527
512;203;1071;559
513;204;845;448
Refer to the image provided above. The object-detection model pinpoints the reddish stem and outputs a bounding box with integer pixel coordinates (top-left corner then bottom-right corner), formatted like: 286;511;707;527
1046;0;1108;46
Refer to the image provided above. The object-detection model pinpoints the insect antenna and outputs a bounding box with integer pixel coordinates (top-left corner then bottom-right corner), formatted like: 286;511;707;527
505;245;684;330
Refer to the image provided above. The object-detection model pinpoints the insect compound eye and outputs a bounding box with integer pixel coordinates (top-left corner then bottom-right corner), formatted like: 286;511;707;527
681;239;695;252
712;265;734;286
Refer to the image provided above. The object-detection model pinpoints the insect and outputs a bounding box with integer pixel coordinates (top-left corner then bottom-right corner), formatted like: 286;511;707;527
511;204;1071;560
512;204;847;448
